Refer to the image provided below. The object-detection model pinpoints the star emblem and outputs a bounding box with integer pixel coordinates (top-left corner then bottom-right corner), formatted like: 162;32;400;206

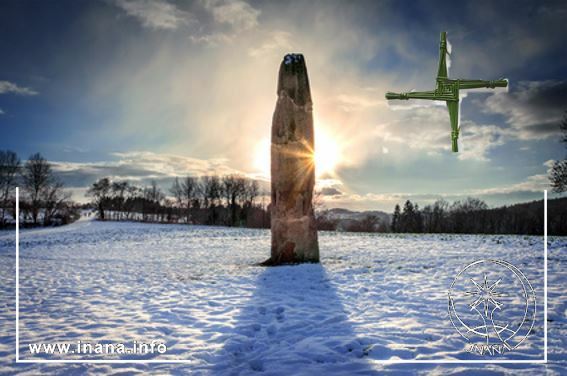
465;274;506;317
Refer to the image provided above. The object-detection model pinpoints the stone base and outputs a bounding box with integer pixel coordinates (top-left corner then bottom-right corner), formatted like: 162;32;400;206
267;215;319;264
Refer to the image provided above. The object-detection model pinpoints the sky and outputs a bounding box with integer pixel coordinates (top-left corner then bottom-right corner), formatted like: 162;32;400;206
1;0;566;212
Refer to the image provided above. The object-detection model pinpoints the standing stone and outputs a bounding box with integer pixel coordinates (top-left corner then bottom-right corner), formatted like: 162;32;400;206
266;53;319;265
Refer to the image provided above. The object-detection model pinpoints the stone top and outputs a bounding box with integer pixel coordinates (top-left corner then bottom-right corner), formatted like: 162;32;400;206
277;53;312;106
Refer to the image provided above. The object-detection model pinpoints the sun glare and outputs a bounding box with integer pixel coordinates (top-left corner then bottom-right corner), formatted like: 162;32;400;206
314;128;340;177
253;138;271;178
253;127;341;179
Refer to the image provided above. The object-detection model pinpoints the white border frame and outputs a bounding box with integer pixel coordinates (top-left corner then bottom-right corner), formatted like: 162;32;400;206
14;187;549;364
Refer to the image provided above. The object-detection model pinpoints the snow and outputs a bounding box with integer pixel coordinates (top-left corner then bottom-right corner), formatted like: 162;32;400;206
0;219;565;375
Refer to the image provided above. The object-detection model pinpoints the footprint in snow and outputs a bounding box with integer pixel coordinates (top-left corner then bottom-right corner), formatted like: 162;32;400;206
266;324;277;336
275;306;285;321
249;358;264;372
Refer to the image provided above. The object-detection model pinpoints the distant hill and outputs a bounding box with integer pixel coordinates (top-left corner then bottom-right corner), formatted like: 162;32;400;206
324;208;391;223
317;208;391;232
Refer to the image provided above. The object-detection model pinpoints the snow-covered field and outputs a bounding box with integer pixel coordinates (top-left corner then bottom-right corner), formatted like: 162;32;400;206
0;219;565;375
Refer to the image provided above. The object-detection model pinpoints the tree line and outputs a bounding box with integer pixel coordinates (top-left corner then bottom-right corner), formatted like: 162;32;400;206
0;150;77;228
390;197;565;235
549;111;567;193
81;175;567;235
87;175;270;228
3;148;562;235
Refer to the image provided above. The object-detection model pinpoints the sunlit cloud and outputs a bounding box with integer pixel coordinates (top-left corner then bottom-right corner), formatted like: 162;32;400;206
458;121;510;162
51;151;244;188
248;31;292;57
204;0;260;31
113;0;193;30
189;32;232;46
4;1;565;212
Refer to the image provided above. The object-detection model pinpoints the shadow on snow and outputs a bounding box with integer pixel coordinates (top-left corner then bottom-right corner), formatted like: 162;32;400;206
210;263;376;375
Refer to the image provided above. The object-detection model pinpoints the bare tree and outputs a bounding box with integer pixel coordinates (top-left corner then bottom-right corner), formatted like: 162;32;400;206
87;178;111;220
144;180;164;221
431;199;449;233
170;177;183;207
0;150;20;226
233;176;247;225
170;176;198;223
111;181;129;220
312;189;325;215
221;174;247;226
124;184;139;219
22;153;52;225
43;180;71;226
201;176;221;224
221;175;236;209
181;176;198;223
247;180;259;207
210;175;221;208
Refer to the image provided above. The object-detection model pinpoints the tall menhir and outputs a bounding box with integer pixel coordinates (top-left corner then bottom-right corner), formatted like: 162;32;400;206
265;53;319;265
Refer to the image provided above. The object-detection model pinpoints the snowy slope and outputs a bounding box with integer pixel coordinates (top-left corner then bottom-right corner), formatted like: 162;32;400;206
323;208;391;223
0;221;565;375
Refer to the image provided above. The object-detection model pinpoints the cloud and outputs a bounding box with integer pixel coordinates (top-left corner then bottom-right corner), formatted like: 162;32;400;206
248;31;292;57
377;105;453;152
51;151;245;189
190;0;261;46
379;80;565;161
113;0;193;30
483;80;566;140
111;151;239;177
319;187;343;196
0;108;4;115
51;151;274;203
0;80;38;96
472;174;550;195
204;0;260;31
189;32;232;46
60;0;566;211
458;121;510;162
321;184;556;212
56;151;558;209
316;160;559;211
335;92;385;112
471;160;555;195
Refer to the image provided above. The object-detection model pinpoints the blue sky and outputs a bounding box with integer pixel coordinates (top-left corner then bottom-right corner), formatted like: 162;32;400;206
1;0;566;211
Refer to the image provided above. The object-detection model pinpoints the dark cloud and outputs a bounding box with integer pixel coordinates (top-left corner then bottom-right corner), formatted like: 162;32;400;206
320;187;343;196
524;121;564;137
526;81;567;109
53;164;169;187
484;80;566;139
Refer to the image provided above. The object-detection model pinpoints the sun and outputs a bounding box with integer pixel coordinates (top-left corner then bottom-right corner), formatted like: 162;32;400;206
253;127;341;179
314;128;340;177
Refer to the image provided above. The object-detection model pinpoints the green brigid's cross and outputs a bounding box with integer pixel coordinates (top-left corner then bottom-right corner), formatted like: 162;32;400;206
385;32;508;152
